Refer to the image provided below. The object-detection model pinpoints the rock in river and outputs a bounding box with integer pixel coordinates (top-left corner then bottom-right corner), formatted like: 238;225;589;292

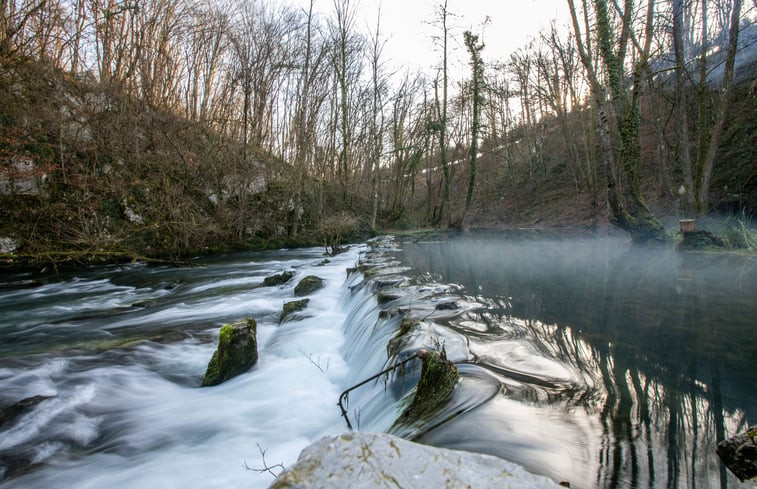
717;428;757;481
269;432;562;488
392;348;458;428
280;299;310;323
263;271;294;287
294;276;324;297
201;319;258;386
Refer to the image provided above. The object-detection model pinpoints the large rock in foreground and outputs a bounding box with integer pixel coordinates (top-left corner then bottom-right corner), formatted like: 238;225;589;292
201;319;258;386
270;432;561;489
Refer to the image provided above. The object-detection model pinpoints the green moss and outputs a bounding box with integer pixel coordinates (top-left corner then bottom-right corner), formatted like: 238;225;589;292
394;349;458;425
218;323;234;346
678;230;725;251
280;299;309;322
294;276;324;296
201;319;258;387
263;271;294;287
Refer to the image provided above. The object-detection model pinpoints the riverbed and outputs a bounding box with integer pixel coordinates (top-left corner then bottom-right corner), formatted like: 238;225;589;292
0;233;755;488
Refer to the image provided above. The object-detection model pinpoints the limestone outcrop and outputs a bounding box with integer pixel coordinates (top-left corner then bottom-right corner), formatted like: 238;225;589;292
269;432;562;488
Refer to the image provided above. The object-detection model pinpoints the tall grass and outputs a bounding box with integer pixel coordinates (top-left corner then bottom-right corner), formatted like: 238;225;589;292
724;210;757;249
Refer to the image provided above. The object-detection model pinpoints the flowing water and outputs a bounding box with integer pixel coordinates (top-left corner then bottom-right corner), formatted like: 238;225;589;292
389;232;757;489
0;245;397;489
0;234;755;489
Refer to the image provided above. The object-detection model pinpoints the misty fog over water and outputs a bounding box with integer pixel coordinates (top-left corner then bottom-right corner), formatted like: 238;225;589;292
393;231;756;488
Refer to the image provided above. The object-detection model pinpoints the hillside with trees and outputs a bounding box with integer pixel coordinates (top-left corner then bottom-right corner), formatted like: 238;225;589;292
1;0;755;263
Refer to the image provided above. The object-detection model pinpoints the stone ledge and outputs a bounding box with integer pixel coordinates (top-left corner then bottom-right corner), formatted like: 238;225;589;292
269;432;561;489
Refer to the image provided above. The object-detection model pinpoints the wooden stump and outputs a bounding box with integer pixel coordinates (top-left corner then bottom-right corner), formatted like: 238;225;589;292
679;219;696;233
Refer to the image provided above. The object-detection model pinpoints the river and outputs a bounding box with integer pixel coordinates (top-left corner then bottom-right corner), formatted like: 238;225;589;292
0;233;755;488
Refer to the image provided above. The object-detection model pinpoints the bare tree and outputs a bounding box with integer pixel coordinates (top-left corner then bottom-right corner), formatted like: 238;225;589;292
328;0;363;197
0;0;47;56
462;30;484;223
566;0;666;242
291;0;330;237
671;0;745;214
429;0;453;226
367;5;387;232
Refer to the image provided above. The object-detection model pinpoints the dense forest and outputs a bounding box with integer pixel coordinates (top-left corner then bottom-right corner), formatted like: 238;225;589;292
1;0;755;261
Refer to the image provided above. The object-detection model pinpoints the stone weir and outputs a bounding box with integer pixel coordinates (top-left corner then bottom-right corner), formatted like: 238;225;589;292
270;236;564;488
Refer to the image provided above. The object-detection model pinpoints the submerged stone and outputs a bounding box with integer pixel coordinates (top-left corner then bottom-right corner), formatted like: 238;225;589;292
0;395;53;428
294;276;324;296
263;271;294;287
270;432;562;489
434;301;459;310
201;319;258;387
393;349;458;426
280;299;310;323
717;429;757;481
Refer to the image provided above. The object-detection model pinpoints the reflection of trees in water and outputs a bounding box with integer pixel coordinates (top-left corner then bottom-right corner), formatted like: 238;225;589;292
398;236;756;488
479;313;747;488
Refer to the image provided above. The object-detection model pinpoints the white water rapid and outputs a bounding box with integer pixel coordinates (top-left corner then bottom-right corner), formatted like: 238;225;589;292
0;244;395;489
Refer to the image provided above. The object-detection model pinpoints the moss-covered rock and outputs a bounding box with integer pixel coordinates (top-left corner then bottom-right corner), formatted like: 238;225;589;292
294;275;324;296
201;319;258;387
377;292;399;304
387;317;420;356
280;299;310;323
393;349;458;425
678;230;725;250
263;271;294;287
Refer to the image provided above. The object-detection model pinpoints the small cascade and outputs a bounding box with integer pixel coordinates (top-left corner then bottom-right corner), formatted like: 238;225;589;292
333;236;501;437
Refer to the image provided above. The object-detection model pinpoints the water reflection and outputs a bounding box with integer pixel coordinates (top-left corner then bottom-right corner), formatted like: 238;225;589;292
396;232;756;489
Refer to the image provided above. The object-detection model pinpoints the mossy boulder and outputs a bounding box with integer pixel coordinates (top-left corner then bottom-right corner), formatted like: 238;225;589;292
263;271;294;287
294;276;324;296
280;299;310;323
201;319;258;387
393;349;458;426
678;230;725;250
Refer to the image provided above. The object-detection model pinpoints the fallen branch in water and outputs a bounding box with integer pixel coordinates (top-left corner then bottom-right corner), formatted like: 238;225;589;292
243;443;286;479
338;352;422;430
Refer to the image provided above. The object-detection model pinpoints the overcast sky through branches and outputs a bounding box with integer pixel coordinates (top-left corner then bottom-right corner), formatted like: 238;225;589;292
283;0;570;79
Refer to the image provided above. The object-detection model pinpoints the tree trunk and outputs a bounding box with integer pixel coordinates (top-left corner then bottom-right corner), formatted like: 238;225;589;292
695;0;743;214
672;0;695;215
567;0;665;242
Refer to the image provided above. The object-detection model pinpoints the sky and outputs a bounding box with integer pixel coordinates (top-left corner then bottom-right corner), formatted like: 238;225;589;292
284;0;571;78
